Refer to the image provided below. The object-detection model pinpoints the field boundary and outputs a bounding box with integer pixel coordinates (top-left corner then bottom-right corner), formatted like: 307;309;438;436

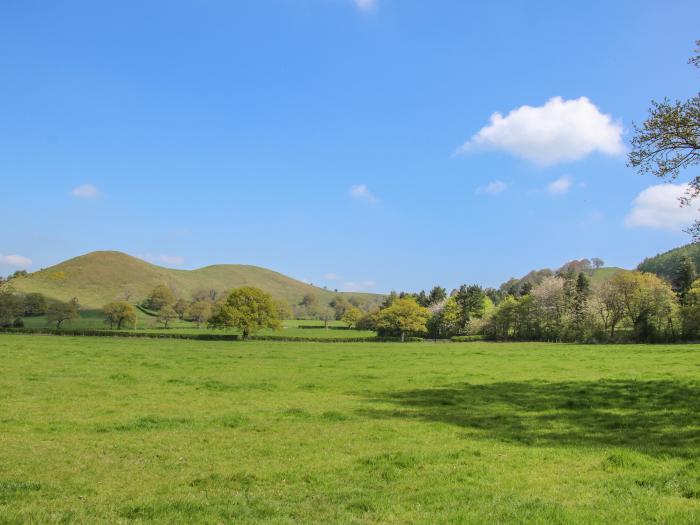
0;327;429;343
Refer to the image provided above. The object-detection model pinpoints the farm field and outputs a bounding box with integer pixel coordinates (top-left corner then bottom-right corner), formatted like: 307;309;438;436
1;336;699;524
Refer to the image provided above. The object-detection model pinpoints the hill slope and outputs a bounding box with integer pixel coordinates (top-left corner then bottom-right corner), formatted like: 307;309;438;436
9;251;382;309
637;243;700;282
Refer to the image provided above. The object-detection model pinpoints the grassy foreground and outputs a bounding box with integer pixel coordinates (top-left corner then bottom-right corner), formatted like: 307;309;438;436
1;336;699;524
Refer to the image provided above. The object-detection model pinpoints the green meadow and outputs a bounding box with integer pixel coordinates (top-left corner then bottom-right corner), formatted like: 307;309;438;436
1;335;699;523
19;314;376;339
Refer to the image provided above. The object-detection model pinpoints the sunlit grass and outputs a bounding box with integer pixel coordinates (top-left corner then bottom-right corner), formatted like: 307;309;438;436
1;335;699;523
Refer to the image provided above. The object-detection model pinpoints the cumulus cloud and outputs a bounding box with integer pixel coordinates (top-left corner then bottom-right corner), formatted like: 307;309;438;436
343;280;376;292
354;0;376;11
547;176;573;195
0;254;32;267
476;180;507;195
625;183;697;230
70;184;101;199
349;184;379;203
457;96;624;165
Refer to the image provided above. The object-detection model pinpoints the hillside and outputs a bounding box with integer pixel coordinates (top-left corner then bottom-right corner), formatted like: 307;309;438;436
637;243;700;282
9;251;383;310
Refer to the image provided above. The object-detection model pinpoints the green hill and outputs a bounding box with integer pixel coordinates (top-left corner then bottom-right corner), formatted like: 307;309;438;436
9;251;383;310
637;243;700;282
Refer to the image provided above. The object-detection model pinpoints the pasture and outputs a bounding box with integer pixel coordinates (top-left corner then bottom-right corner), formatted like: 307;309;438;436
1;335;699;523
19;314;376;339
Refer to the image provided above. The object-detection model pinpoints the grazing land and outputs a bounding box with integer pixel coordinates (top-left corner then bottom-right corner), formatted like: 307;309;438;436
1;335;699;523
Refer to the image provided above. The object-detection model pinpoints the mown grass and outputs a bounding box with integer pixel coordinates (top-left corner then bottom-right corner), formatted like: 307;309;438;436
0;335;699;523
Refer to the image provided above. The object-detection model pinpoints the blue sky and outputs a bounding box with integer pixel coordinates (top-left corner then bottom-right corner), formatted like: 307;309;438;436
1;0;699;292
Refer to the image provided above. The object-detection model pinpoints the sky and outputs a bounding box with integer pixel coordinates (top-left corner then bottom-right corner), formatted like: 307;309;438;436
1;0;699;293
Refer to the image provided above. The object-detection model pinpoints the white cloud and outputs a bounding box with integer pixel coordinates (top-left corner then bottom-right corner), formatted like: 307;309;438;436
476;180;507;195
354;0;376;11
349;184;379;203
457;96;624;165
0;254;32;267
343;280;376;292
548;176;573;195
70;184;101;199
625;183;697;230
324;272;339;280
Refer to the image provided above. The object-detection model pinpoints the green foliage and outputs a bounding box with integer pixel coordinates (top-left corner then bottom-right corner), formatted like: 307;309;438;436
375;298;430;341
185;300;212;329
23;293;47;316
450;335;486;342
46;298;79;329
209;287;281;338
102;301;137;330
0;290;24;327
341;306;363;328
144;284;175;311
156;305;178;329
638;244;700;283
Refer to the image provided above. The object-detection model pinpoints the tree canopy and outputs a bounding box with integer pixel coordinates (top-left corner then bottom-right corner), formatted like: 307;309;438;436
209;286;281;338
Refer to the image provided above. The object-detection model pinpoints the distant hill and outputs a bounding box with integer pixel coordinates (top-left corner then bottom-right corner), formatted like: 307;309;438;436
637;244;700;282
9;251;383;310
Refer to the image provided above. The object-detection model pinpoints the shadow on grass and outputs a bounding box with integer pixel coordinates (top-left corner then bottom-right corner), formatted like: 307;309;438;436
361;379;700;457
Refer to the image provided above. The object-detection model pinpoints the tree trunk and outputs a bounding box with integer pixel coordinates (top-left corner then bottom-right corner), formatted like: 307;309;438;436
401;331;405;342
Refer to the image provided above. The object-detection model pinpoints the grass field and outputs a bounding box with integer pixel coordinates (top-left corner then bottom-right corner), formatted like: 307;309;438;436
1;335;699;523
20;314;377;339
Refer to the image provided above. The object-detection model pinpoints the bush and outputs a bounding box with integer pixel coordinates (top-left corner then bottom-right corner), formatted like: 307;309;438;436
451;335;486;342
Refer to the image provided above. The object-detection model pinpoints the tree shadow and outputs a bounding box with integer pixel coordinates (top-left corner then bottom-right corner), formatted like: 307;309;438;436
360;379;700;457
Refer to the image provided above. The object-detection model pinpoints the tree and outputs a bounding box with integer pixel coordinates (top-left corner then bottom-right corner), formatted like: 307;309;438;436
329;295;350;320
609;271;678;341
273;299;292;321
374;298;430;341
341;306;363;328
592;281;627;338
628;40;700;240
157;305;178;329
187;300;212;329
23;293;47;316
426;296;461;338
173;298;189;319
592;258;605;269
0;290;23;327
318;306;335;329
380;291;398;309
455;285;486;329
428;286;447;306
673;255;698;302
209;287;281;338
102;301;136;330
298;293;318;318
680;279;700;339
144;284;175;311
571;272;592;338
46;298;79;329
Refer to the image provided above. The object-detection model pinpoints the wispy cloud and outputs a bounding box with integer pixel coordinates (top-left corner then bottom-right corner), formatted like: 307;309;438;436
324;272;339;280
457;96;624;166
547;176;573;195
70;184;101;199
349;184;379;204
343;279;376;292
625;183;697;230
0;254;32;267
354;0;377;12
476;180;507;195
